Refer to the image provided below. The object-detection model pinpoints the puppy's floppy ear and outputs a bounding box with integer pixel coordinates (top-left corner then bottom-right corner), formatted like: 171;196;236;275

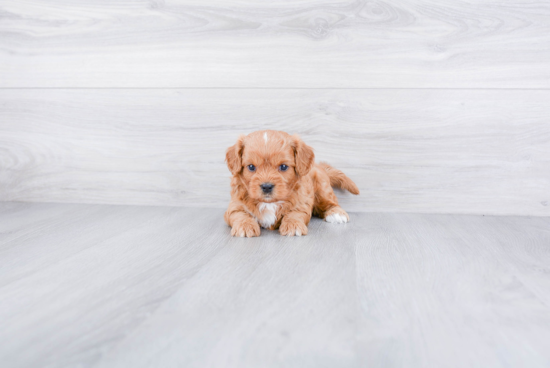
291;134;315;177
225;134;246;175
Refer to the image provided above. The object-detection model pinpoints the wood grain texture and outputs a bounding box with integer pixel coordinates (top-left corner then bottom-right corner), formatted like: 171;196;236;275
1;203;549;367
1;0;550;88
0;203;231;368
354;214;550;367
1;89;549;216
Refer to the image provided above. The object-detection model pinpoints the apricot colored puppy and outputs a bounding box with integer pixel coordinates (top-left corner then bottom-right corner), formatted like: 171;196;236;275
224;130;360;237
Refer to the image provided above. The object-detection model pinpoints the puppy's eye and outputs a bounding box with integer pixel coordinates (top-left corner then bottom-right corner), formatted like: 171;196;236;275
279;164;289;172
247;164;256;172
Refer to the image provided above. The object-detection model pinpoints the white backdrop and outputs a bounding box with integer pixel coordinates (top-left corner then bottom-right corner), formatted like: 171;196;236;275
1;0;549;216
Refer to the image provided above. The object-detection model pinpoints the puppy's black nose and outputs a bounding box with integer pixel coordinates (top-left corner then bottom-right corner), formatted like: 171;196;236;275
260;183;274;194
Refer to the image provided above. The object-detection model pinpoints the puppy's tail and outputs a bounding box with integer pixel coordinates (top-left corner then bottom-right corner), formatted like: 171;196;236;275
318;162;360;195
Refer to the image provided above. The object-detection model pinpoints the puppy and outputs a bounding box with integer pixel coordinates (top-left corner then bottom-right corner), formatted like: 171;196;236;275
224;130;359;237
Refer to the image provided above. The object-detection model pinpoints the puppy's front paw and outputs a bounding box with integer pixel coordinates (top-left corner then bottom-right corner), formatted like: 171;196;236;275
325;207;350;224
231;219;261;238
279;218;308;237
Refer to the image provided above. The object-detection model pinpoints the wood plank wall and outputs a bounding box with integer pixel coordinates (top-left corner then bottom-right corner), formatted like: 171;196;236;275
1;0;549;216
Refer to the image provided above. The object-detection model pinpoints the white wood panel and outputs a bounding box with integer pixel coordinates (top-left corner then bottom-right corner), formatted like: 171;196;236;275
1;0;550;88
1;89;549;216
2;203;550;367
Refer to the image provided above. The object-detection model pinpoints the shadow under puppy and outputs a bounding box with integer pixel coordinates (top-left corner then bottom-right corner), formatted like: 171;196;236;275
225;130;360;237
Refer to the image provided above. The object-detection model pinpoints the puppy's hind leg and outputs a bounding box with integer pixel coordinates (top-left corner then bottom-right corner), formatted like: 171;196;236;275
324;206;350;224
312;166;350;224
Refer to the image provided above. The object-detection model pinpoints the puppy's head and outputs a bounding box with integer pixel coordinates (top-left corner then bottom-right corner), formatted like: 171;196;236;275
225;130;314;202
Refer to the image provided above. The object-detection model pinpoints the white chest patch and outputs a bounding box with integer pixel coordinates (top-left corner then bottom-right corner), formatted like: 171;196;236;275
257;201;283;228
264;132;268;144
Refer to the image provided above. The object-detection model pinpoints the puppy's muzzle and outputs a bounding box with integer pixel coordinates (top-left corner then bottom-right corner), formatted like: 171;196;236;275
260;182;275;194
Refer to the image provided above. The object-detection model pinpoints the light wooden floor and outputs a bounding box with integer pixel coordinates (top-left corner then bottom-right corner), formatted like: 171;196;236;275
1;202;549;368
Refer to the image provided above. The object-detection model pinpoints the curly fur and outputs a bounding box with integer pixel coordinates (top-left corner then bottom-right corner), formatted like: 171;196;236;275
224;130;359;237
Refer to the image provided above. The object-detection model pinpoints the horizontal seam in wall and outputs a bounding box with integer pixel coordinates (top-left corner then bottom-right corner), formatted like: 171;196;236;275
1;87;550;91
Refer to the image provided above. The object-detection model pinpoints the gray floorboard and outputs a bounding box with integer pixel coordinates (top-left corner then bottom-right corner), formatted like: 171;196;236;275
0;202;549;368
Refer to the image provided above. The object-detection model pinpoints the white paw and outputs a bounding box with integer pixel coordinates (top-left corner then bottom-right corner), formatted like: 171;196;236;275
325;213;349;224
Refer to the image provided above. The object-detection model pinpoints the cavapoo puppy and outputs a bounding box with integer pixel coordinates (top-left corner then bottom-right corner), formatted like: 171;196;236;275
224;130;359;237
